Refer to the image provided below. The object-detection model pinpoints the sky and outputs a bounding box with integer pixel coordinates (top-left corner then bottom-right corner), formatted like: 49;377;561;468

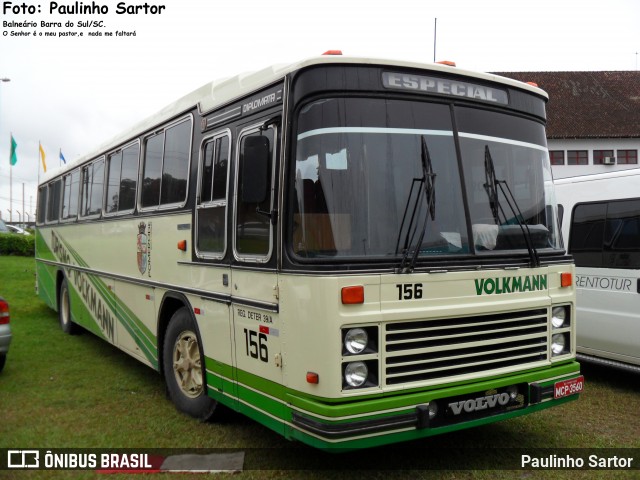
1;0;639;223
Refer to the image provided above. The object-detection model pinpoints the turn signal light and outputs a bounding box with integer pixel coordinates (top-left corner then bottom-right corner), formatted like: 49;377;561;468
306;372;319;384
177;240;187;251
341;286;364;304
560;272;573;288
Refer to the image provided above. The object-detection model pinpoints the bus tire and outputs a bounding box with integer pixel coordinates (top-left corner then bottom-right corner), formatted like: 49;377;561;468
163;307;217;421
59;278;80;335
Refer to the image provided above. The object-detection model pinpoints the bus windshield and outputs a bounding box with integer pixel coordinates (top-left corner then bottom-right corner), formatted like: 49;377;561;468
291;97;562;261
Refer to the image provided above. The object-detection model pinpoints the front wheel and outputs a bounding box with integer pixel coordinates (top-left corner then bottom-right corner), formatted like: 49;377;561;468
163;307;218;421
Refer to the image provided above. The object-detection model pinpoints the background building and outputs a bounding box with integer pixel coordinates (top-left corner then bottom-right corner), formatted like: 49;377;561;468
498;71;640;179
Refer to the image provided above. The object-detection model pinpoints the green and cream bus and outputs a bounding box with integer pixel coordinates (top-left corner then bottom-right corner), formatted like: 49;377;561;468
36;53;583;450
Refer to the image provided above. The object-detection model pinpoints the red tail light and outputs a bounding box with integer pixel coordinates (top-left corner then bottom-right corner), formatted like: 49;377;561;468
0;300;9;325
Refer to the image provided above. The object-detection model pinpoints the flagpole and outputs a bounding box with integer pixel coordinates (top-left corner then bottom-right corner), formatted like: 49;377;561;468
9;132;13;223
37;141;41;187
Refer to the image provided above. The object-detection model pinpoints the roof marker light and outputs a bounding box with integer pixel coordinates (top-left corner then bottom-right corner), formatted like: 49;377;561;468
436;60;456;67
526;81;539;87
323;50;343;56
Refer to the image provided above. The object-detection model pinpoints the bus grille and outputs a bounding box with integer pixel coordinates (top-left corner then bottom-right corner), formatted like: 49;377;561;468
384;308;548;385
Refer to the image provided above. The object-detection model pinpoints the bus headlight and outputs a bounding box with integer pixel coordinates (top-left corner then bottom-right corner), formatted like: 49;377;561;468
341;326;378;355
344;361;368;387
551;333;569;356
552;306;569;329
344;328;368;354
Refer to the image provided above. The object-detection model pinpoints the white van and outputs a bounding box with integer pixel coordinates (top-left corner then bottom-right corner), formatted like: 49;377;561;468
555;169;640;372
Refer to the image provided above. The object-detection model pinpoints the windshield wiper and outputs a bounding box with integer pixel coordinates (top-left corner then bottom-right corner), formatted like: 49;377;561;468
483;145;540;268
395;136;436;273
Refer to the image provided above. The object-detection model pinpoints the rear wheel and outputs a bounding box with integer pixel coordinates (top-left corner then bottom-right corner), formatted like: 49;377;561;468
163;307;218;421
59;278;79;335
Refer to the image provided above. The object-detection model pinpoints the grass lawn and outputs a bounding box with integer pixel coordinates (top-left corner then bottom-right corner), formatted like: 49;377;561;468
1;255;639;479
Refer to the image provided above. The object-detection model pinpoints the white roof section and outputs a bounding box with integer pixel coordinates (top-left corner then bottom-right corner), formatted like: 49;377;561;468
41;55;547;184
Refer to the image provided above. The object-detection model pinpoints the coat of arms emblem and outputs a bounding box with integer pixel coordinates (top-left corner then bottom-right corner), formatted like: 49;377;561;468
137;222;148;274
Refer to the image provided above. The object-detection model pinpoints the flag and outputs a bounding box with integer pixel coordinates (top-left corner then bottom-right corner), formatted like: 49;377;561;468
39;142;47;172
9;134;17;166
59;149;66;164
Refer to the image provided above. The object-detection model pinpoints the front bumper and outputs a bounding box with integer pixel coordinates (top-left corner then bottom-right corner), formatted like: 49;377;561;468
288;362;582;449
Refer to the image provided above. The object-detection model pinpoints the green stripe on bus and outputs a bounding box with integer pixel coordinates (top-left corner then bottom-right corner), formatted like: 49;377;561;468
48;231;159;368
35;229;56;262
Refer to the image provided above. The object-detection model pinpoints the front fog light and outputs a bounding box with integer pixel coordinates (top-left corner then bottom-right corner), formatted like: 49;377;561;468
551;333;567;355
344;328;368;354
344;361;368;387
552;306;568;329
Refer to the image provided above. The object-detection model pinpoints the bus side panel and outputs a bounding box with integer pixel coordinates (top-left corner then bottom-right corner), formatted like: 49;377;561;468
35;228;57;310
576;267;640;365
194;295;235;402
115;279;158;369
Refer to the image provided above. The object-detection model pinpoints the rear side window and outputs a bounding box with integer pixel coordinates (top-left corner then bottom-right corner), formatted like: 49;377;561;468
141;117;192;209
46;179;62;223
37;186;47;224
570;199;640;269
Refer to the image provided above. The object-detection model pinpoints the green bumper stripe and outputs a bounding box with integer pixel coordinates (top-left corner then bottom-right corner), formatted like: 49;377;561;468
203;356;581;449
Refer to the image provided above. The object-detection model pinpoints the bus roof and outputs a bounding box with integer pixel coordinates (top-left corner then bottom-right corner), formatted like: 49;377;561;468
41;55;547;184
554;168;640;186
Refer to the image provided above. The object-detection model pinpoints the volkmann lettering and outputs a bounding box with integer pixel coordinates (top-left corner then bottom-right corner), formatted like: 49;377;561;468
474;274;547;295
50;231;115;342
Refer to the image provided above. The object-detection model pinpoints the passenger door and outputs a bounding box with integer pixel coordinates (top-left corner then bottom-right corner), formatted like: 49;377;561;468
231;121;284;408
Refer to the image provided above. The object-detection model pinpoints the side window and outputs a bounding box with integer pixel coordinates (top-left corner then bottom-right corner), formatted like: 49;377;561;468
61;169;80;220
81;157;105;217
37;186;47;224
603;199;640;268
570;202;606;267
106;142;139;214
46;179;62;223
235;126;275;260
141;117;192;209
196;132;230;257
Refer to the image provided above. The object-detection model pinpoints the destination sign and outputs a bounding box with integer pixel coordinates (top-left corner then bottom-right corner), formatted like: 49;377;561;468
382;71;508;105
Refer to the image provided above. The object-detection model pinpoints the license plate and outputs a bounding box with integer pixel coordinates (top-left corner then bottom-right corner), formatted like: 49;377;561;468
554;376;584;399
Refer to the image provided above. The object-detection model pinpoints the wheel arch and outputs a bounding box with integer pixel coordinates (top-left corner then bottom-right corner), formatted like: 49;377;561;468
55;269;67;312
157;291;195;378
